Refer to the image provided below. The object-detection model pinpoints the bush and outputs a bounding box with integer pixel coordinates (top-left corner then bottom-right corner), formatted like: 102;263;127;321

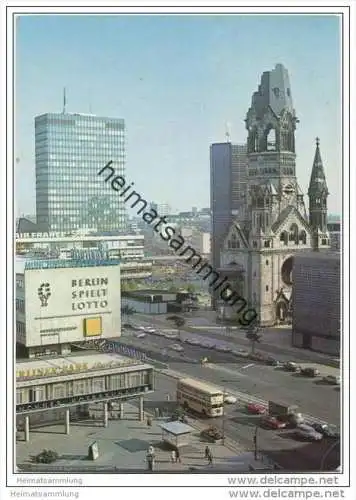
34;449;59;464
201;426;223;441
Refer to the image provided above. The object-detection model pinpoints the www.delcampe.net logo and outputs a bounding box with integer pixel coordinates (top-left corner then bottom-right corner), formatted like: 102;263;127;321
38;283;51;307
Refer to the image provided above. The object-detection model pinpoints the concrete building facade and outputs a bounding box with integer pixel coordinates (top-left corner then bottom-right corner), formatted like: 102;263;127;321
16;258;121;357
292;252;340;355
210;142;247;306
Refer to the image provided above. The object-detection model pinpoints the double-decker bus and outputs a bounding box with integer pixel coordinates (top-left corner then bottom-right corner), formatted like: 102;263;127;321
176;377;224;417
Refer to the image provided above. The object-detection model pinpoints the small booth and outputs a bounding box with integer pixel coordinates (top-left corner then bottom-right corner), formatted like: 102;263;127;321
160;421;194;449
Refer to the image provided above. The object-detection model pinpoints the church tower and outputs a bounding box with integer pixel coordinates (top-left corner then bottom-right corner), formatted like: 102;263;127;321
244;63;307;235
308;138;330;250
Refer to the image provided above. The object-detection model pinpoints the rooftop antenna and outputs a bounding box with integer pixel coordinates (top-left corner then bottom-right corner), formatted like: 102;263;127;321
62;87;67;114
225;121;231;142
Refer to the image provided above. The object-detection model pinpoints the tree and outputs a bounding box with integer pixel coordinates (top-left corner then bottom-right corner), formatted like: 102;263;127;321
121;305;136;322
186;284;197;294
167;315;185;342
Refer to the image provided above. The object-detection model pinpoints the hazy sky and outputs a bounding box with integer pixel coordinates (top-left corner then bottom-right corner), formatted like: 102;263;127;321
15;14;341;216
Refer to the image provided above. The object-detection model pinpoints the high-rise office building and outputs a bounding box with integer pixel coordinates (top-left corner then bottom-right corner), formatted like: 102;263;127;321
210;142;247;273
35;112;126;233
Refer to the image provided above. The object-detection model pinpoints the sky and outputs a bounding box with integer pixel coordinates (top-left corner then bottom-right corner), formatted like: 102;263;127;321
15;14;341;217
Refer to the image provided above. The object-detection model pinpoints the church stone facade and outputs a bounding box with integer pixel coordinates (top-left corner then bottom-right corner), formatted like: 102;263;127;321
218;64;330;326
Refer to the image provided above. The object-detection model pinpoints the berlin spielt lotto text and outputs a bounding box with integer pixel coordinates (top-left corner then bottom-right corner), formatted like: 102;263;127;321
98;161;257;327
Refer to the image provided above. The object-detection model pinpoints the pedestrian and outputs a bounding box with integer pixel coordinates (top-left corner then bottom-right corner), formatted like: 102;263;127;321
176;447;181;463
208;451;213;465
171;449;176;463
204;446;210;460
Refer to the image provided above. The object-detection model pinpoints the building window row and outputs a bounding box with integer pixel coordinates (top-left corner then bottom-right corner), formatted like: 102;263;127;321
16;298;25;313
16;321;26;334
16;370;151;405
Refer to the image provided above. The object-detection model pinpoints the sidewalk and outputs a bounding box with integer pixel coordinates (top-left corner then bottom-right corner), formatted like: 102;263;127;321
16;403;242;472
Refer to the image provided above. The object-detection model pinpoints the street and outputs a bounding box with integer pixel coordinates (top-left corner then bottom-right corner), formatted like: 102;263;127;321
119;327;340;424
144;372;340;472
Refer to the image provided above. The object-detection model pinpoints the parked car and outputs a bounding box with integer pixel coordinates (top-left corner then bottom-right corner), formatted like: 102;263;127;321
145;327;156;333
260;415;287;430
170;343;184;352
202;341;216;349
323;375;341;385
246;403;267;415
266;357;280;366
224;393;237;404
215;345;231;353
185;338;200;346
311;423;340;439
283;361;300;372
231;348;249;357
300;367;320;377
295;424;323;441
220;345;232;353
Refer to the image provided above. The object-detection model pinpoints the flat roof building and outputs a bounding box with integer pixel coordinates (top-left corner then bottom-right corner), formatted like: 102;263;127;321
292;252;340;355
16;257;121;358
16;352;154;441
35;112;127;233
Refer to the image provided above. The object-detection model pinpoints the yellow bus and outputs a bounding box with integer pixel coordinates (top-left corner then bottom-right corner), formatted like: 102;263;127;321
177;377;224;417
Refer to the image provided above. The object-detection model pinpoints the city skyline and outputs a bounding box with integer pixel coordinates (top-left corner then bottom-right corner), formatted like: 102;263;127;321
15;14;341;216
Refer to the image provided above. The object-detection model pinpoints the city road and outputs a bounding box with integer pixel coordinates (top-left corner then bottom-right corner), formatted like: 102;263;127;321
119;328;340;425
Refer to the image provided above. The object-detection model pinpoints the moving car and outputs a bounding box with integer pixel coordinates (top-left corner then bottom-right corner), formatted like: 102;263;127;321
260;415;287;429
246;403;267;415
323;375;340;385
283;361;300;372
224;393;237;404
164;332;179;340
295;424;323;441
170;343;184;352
300;367;320;377
135;332;146;339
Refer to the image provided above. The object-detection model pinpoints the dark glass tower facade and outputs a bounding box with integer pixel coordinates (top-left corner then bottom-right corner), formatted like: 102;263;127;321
35;112;126;233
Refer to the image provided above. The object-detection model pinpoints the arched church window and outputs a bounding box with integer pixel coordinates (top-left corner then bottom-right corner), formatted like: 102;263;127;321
289;224;299;244
266;128;276;151
299;230;307;244
254;132;259;152
280;231;288;246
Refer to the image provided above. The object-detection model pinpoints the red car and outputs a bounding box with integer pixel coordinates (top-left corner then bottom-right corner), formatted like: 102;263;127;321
260;415;287;429
246;403;267;415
